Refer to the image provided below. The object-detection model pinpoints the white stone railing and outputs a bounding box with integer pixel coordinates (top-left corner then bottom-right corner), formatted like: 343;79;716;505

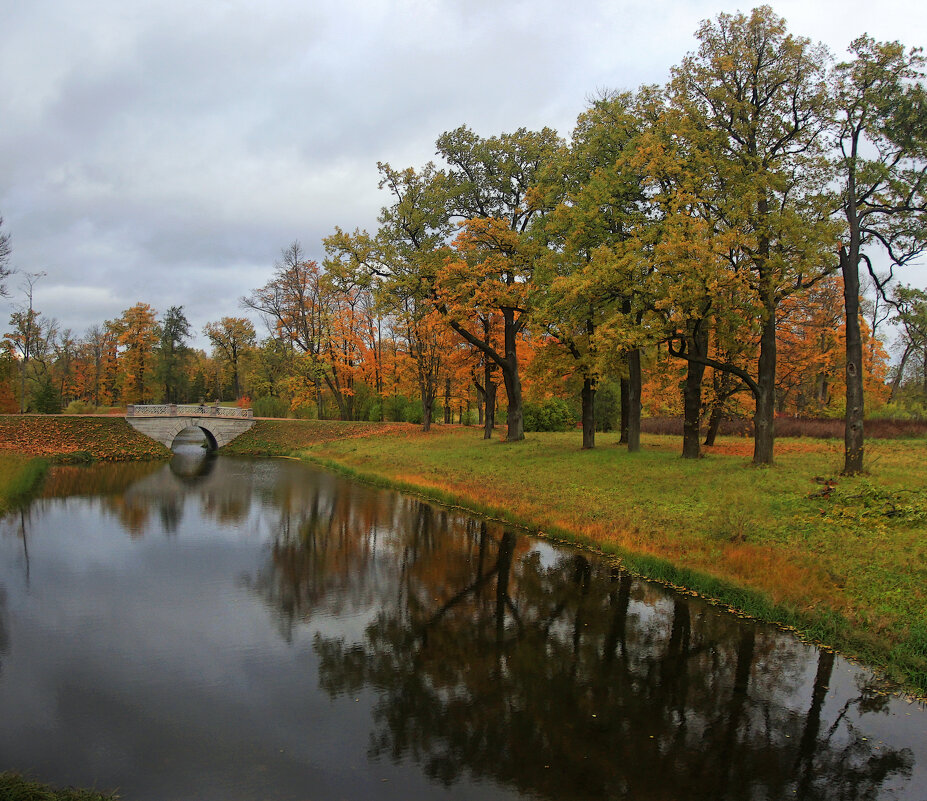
126;404;253;419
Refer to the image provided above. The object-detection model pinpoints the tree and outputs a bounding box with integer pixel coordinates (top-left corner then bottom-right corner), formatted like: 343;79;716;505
4;272;49;413
324;163;455;430
664;6;838;465
888;285;927;402
0;215;12;298
832;36;927;474
536;90;651;450
158;306;192;403
114;302;159;404
434;125;563;441
203;316;255;400
244;243;330;417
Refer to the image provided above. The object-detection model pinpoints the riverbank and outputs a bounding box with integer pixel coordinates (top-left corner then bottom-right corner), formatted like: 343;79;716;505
1;415;924;694
0;772;118;800
0;415;169;512
228;420;927;695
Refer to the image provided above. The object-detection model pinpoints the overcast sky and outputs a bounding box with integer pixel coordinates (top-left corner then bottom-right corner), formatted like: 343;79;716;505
1;0;925;348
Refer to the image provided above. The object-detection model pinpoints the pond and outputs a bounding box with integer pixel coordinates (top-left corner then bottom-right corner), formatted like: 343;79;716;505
1;441;926;800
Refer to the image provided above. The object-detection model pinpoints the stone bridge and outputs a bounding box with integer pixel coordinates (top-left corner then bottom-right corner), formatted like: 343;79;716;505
126;404;255;450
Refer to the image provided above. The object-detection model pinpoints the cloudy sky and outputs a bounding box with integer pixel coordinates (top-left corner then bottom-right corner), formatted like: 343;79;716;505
1;0;925;347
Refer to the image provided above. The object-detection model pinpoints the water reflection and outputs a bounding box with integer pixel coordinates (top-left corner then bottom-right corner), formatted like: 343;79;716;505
0;457;924;801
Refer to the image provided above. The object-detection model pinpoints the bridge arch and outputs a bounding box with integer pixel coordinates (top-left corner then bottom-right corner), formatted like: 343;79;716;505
125;405;254;451
170;423;219;452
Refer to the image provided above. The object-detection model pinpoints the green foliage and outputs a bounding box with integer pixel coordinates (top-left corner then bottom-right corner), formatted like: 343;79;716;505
64;400;96;415
594;381;621;432
292;403;317;420
870;400;927;421
32;377;61;414
523;397;575;432
252;395;289;418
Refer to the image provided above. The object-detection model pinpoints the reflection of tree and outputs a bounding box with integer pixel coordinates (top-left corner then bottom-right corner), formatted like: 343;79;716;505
0;583;8;673
250;508;913;801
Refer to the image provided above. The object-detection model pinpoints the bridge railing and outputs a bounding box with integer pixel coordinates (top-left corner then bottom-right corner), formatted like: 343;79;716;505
126;404;254;419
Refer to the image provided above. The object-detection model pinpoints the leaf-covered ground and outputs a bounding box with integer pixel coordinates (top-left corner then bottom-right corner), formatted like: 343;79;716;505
0;415;168;461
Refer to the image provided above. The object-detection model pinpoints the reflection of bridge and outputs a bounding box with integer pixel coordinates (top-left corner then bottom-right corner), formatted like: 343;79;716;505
126;404;255;450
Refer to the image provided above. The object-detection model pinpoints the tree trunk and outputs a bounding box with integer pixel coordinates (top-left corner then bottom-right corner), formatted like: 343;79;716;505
422;387;433;432
501;361;524;442
841;245;865;475
619;376;630;444
443;377;451;424
484;381;496;440
627;348;642;453
475;381;485;425
753;306;776;466
704;402;724;447
682;324;708;459
581;376;595;450
501;311;524;442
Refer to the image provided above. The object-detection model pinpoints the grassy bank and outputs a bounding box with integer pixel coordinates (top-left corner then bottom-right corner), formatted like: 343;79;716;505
0;773;118;800
0;415;169;462
233;420;927;694
0;415;169;509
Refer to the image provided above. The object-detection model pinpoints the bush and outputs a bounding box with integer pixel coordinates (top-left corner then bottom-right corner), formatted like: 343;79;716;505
594;381;621;432
523;398;575;432
252;395;290;418
292;404;317;419
64;400;96;415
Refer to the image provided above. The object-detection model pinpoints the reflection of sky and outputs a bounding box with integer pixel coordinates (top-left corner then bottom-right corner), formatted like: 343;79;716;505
0;457;925;800
0;460;516;801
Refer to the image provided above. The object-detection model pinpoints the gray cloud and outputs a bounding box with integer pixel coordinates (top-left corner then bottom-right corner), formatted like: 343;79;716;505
1;0;925;345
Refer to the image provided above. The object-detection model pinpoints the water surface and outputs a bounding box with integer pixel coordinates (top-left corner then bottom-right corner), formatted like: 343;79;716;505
1;447;925;800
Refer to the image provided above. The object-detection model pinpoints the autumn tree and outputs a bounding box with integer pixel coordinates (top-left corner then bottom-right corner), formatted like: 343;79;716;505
434;125;563;441
114;302;159;404
244;243;331;417
831;36;927;474
325;163;456;430
664;6;838;465
536;90;652;450
203;316;256;400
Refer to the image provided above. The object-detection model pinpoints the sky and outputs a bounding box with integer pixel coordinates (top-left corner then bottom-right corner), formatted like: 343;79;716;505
1;0;925;349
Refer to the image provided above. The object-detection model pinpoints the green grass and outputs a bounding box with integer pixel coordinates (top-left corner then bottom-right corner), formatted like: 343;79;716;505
247;423;927;694
0;773;118;801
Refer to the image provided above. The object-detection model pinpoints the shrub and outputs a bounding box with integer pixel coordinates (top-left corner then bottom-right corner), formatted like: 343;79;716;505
523;398;575;432
64;400;96;415
252;396;290;418
594;381;621;432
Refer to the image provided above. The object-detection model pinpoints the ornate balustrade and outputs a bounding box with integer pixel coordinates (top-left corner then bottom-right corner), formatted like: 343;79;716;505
126;404;253;419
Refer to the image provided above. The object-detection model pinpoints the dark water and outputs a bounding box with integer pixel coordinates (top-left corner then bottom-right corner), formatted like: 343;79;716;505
1;445;925;801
